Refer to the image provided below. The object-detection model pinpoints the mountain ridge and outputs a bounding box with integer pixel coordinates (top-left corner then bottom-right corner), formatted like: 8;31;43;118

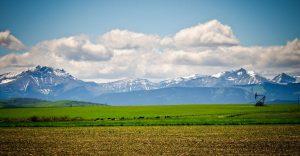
1;66;299;104
1;66;299;87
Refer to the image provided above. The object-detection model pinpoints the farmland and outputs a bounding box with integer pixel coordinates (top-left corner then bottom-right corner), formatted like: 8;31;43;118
0;104;299;126
0;104;299;155
1;125;299;155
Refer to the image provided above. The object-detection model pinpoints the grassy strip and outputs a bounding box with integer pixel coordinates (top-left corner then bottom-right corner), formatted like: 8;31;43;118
0;104;299;127
1;117;299;127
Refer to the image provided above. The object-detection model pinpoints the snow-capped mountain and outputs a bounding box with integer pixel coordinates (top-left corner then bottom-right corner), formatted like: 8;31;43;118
272;73;296;84
0;66;76;90
0;66;158;100
0;66;99;100
213;68;270;86
159;68;270;88
0;65;76;86
99;78;158;93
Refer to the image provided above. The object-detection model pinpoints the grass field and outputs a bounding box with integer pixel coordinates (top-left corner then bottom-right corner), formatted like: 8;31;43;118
0;104;299;126
0;125;299;155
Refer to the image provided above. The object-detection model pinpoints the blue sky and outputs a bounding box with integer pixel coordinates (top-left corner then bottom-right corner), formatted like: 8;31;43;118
1;0;299;48
0;0;300;80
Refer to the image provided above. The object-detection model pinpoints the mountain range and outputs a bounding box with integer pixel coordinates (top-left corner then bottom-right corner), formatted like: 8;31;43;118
0;66;299;105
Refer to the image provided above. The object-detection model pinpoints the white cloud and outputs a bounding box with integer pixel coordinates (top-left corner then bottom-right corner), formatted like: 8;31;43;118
0;30;26;51
32;35;113;61
173;20;239;47
0;20;299;82
264;39;300;68
100;29;161;49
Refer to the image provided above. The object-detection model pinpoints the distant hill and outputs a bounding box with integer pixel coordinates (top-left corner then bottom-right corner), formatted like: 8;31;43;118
266;100;299;104
0;98;106;108
92;87;253;105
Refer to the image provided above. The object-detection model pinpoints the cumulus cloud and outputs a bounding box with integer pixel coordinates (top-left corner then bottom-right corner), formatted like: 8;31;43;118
173;20;239;47
264;39;300;68
32;35;113;62
0;30;26;51
0;20;299;82
101;29;161;49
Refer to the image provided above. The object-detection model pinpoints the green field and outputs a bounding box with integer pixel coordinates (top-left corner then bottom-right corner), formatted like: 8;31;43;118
1;125;299;155
0;104;299;126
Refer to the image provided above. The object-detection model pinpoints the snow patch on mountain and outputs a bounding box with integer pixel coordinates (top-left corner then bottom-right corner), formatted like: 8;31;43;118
0;71;25;84
212;72;225;78
40;89;51;95
247;70;256;77
0;78;15;84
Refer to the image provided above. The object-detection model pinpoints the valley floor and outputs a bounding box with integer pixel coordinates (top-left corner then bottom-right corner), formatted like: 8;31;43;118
0;125;299;155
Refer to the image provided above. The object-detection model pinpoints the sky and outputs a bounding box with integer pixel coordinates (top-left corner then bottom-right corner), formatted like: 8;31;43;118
0;0;300;82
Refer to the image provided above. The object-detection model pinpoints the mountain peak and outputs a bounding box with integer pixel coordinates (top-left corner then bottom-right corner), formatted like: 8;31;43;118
235;68;248;76
279;73;290;77
237;68;247;72
272;73;296;84
34;65;54;73
27;65;72;79
212;68;248;78
212;68;269;85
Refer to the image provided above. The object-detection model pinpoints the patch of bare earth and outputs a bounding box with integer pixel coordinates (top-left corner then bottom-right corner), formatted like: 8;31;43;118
0;125;299;155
